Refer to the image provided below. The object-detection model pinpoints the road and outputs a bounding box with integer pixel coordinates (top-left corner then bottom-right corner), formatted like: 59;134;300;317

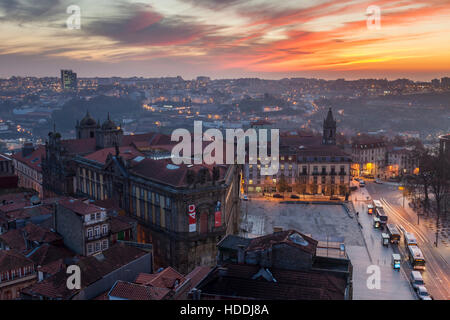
364;181;450;300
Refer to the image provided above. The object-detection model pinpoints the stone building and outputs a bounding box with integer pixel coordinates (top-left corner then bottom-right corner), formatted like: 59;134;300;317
351;138;387;178
244;108;352;196
54;198;110;256
42;115;241;274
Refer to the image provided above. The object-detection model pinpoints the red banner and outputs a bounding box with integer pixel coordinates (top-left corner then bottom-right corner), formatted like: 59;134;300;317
215;211;221;227
188;204;196;232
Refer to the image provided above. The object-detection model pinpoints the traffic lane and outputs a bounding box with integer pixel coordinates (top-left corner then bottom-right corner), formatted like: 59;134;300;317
381;199;450;300
352;197;415;299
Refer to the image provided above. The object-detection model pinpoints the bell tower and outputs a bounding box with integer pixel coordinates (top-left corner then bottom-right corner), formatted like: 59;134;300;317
322;108;336;145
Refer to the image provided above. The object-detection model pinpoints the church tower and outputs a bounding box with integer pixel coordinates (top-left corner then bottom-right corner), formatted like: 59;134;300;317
322;108;337;145
95;113;123;149
76;111;99;139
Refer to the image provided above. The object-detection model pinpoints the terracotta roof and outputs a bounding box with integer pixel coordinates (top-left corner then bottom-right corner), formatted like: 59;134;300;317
109;216;132;234
109;280;170;300
38;258;65;275
83;146;144;164
0;228;27;251
58;198;104;216
185;266;211;289
11;145;45;172
143;266;186;289
77;243;148;288
27;243;74;267
61;138;97;155
21;268;73;299
0;250;35;273
130;158;228;188
135;273;157;285
197;263;347;300
246;230;318;255
22;223;62;244
23;243;149;299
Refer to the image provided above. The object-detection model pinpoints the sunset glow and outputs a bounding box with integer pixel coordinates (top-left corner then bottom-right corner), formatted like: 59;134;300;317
1;0;450;79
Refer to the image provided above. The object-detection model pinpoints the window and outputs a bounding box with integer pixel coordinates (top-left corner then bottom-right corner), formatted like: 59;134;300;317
165;197;171;209
96;212;101;219
102;240;108;250
87;228;93;238
95;242;101;252
102;224;108;235
87;244;93;255
94;226;100;236
90;213;95;221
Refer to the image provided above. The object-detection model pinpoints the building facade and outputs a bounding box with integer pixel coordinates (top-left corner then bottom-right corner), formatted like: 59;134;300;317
0;250;36;300
43;116;241;274
244;108;352;196
11;144;44;197
54;199;110;256
351;139;387;178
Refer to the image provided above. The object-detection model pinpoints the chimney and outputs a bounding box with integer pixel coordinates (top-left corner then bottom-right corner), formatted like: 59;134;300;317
22;142;34;157
273;226;283;233
237;244;246;264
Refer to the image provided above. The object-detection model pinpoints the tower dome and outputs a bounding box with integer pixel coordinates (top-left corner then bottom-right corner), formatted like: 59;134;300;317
101;113;117;130
80;111;97;127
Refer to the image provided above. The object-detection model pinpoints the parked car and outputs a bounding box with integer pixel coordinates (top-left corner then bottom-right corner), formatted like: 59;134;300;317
374;179;383;184
359;181;366;187
290;194;300;199
273;194;284;199
241;195;249;201
416;286;432;300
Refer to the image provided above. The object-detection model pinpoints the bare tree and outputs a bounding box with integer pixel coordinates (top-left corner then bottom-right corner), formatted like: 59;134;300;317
428;147;449;246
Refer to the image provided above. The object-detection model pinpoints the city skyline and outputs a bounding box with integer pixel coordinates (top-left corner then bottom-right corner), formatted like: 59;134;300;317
1;0;450;80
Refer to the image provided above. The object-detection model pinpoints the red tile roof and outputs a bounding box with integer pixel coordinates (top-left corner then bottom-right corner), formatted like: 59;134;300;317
38;258;65;276
0;250;34;273
185;266;211;289
109;280;170;300
83;146;144;164
22;223;62;244
58;198;104;216
11;145;45;172
0;228;27;251
135;273;157;285
246;230;318;255
27;243;74;267
197;263;347;300
130;158;228;188
143;266;186;289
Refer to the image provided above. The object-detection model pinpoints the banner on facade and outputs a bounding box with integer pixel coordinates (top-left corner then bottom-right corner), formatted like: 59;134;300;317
214;211;221;227
188;204;196;232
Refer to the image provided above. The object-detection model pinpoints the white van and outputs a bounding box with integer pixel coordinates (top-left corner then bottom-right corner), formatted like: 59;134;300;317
410;271;424;290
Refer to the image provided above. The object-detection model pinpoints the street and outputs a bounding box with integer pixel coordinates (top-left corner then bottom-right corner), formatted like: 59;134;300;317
358;181;450;300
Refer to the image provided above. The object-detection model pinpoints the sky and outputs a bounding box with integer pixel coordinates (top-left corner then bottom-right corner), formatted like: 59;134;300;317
0;0;450;80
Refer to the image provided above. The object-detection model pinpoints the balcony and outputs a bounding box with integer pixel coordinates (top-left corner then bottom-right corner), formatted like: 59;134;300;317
339;171;347;176
329;171;337;176
320;171;328;176
87;232;109;241
312;172;319;176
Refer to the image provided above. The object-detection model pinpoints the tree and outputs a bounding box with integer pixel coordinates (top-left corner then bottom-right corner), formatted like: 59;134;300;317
413;147;434;210
428;146;449;246
276;174;289;195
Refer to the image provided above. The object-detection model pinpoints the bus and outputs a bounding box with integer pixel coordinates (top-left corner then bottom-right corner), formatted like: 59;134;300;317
408;245;426;270
404;232;418;247
373;200;383;210
375;207;388;227
367;204;374;215
386;224;401;244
